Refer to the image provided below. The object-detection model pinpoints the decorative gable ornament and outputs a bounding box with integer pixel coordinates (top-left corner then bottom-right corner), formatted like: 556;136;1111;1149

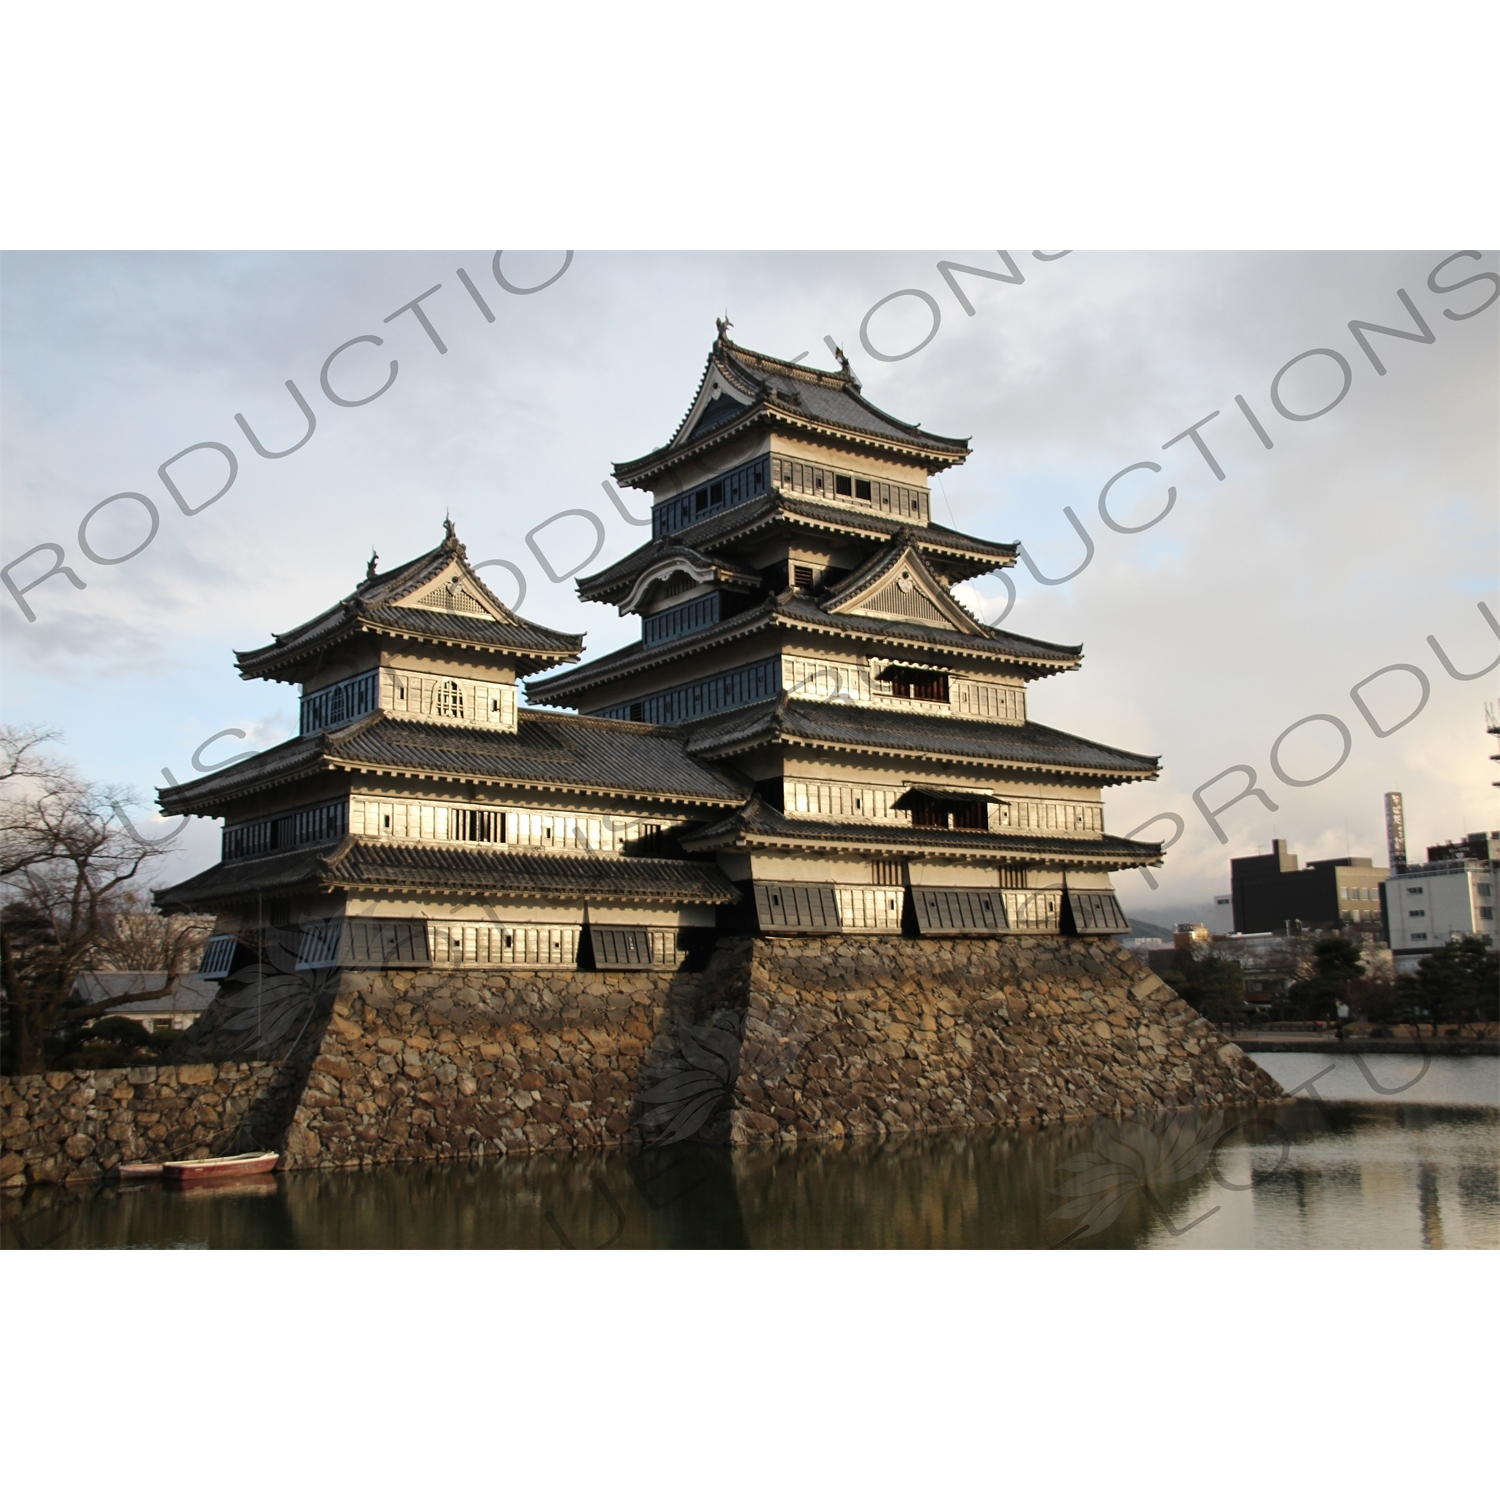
394;562;503;620
825;543;986;637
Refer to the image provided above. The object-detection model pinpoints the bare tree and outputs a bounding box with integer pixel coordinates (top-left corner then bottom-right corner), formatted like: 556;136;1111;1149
91;891;212;976
0;725;188;1074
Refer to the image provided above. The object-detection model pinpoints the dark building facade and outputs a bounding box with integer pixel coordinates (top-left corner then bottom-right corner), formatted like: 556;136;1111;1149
156;330;1166;971
1229;839;1388;935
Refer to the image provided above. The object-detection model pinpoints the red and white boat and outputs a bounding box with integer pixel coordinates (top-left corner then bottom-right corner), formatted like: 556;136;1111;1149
162;1151;280;1183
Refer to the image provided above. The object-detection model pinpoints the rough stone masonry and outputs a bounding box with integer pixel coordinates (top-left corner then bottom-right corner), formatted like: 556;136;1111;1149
1;936;1282;1186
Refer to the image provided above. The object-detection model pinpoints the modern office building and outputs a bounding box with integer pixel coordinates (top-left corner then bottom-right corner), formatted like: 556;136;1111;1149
1228;839;1388;935
1382;832;1500;972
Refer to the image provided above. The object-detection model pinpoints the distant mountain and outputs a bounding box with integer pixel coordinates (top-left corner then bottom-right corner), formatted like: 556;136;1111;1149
1122;916;1174;940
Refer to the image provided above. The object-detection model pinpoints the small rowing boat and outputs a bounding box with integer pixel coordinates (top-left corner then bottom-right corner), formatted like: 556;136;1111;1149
162;1151;280;1183
117;1161;164;1179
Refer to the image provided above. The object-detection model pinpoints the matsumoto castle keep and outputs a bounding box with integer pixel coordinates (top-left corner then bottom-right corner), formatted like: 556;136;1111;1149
159;329;1164;978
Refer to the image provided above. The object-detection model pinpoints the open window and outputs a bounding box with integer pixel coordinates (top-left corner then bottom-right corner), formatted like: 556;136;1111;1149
894;787;991;831
877;665;949;702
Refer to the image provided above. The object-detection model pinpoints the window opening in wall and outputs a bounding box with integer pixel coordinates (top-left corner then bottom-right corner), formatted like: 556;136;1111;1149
793;564;814;588
898;789;989;832
627;822;667;857
436;680;465;718
448;807;503;843
628;702;644;721
695;488;709;514
834;474;853;496
906;793;948;830
855;479;872;500
951;801;988;831
998;868;1026;889
870;861;904;886
880;665;949;702
710;481;723;504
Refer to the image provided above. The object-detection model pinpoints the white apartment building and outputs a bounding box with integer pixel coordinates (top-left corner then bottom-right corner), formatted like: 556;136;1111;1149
1383;833;1499;972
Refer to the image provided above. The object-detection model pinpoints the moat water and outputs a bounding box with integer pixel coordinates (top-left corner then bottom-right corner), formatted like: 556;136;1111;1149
6;1054;1496;1250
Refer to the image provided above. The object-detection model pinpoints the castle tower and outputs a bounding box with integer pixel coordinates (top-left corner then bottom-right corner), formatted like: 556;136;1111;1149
155;524;747;977
528;330;1163;935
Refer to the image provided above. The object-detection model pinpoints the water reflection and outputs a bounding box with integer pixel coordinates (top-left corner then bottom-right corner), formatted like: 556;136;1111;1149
6;1103;1494;1251
1247;1052;1500;1107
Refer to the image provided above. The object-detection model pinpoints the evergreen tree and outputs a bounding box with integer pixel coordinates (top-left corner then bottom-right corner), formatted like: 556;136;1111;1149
1165;948;1248;1028
1399;937;1499;1035
1287;937;1365;1023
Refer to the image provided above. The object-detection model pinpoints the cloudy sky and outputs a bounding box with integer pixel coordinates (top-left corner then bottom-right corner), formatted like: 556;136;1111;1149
2;249;1496;921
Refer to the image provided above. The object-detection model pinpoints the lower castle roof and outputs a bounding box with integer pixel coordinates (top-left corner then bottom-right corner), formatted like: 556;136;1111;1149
154;839;741;911
158;710;751;814
526;590;1078;706
683;697;1160;783
677;800;1163;866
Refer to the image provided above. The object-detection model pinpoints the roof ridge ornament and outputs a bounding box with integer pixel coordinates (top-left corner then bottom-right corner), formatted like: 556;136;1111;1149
715;314;733;344
440;515;469;559
827;339;861;390
365;548;379;581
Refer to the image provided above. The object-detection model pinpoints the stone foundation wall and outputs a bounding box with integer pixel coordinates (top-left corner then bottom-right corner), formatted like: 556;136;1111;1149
0;1060;310;1188
278;943;750;1169
1;935;1283;1186
725;935;1280;1145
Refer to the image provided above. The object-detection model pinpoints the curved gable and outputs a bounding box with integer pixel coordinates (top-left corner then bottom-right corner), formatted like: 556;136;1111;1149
825;543;986;636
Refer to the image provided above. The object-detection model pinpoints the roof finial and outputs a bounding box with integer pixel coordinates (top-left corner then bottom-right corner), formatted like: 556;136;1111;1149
365;547;379;581
715;313;733;343
823;334;856;385
442;513;457;550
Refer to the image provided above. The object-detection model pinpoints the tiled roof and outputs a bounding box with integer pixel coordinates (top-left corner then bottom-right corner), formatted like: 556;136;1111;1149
678;799;1163;864
70;972;218;1009
578;492;1017;602
154;840;739;910
158;710;750;814
526;592;1080;705
158;732;330;809
236;527;581;680
358;606;582;654
683;697;1160;781
154;846;328;909
614;337;971;484
777;593;1078;662
324;842;740;902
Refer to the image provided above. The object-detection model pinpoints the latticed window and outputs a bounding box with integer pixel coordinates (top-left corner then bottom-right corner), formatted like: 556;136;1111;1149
436;680;465;718
879;665;949;702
